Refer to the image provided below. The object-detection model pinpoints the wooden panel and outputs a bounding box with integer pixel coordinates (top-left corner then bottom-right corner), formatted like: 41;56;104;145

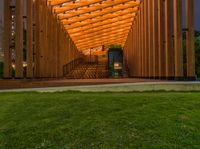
35;0;40;77
164;0;175;79
148;0;153;78
158;0;166;79
48;0;141;51
141;3;144;77
3;0;12;78
174;0;183;79
153;0;159;78
186;0;195;79
26;0;33;78
145;0;149;77
15;0;23;78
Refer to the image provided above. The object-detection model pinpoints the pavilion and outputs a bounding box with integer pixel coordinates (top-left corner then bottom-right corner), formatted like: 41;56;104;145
2;0;196;80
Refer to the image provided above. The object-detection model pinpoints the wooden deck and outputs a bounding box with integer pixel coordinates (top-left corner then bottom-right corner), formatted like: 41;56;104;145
0;78;161;90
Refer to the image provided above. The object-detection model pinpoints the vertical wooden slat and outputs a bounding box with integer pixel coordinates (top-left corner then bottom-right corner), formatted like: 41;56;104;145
15;0;23;78
158;0;166;79
164;0;175;79
174;0;183;80
153;0;159;78
148;0;153;78
26;0;33;78
141;3;144;78
144;0;149;78
35;0;40;77
3;0;12;78
186;0;196;80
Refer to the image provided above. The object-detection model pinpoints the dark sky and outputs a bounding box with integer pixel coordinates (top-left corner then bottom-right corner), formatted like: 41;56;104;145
0;0;200;30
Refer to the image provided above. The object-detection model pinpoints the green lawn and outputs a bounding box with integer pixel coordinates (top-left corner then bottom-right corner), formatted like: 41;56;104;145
0;92;200;149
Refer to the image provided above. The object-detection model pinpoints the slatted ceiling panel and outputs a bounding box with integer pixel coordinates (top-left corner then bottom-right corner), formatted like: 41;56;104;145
62;11;135;29
77;32;128;45
77;37;126;48
48;0;140;51
73;27;130;41
70;23;132;38
48;0;74;6
69;20;133;37
65;13;135;30
76;30;129;42
61;8;135;25
56;0;137;18
79;40;125;50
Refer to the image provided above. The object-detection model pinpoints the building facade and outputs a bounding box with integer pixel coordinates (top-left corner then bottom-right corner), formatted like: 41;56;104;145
2;0;197;80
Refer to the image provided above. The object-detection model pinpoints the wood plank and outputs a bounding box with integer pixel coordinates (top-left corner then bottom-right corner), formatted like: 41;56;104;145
186;0;196;79
174;0;183;80
15;0;23;78
26;0;33;78
148;0;153;78
153;0;159;78
3;0;12;78
158;0;166;79
164;0;174;79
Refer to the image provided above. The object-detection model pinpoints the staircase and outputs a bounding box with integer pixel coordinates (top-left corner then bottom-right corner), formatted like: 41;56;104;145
65;62;108;79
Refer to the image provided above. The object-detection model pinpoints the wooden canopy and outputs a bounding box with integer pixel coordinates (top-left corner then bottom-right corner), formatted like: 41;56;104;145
48;0;140;51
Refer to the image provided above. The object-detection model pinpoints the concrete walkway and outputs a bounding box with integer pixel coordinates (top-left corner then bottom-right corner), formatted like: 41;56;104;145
0;81;200;92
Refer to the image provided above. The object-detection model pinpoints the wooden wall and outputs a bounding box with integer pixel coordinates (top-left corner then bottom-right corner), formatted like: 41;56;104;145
3;0;80;79
124;0;196;80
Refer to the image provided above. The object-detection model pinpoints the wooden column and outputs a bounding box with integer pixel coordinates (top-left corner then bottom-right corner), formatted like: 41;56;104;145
153;0;159;79
186;0;196;80
138;9;142;77
158;0;166;79
53;16;58;78
174;0;183;80
26;0;33;78
15;0;23;78
3;0;12;78
144;0;149;78
35;0;40;77
148;0;153;78
136;17;138;77
164;0;175;79
141;3;144;78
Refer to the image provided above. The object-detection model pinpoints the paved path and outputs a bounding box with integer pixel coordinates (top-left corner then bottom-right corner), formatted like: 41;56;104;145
0;81;200;92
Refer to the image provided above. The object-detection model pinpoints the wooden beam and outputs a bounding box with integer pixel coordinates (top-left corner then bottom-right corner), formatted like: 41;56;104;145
158;0;166;79
65;13;135;30
26;0;33;78
15;0;23;78
141;3;144;77
58;1;139;20
153;0;159;78
35;0;40;77
174;0;183;80
73;26;130;41
56;0;138;16
62;8;135;25
69;21;132;36
164;0;174;79
186;0;196;80
148;0;153;78
3;0;12;78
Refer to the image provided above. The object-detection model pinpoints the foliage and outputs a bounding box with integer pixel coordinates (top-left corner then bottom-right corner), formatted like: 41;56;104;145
108;44;122;50
0;92;200;148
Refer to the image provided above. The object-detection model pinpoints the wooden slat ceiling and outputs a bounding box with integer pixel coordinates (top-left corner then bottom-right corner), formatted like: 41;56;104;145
48;0;140;51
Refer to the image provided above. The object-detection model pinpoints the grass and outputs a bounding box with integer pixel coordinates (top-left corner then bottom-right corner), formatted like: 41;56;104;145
0;91;200;149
